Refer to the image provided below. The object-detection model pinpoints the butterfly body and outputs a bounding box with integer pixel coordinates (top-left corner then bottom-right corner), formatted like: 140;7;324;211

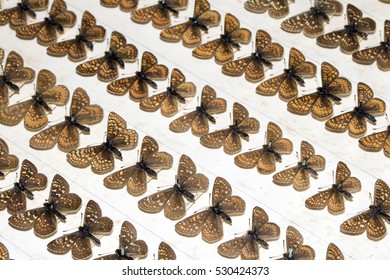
197;103;215;122
137;159;158;177
189;16;208;32
278;226;315;260
136;70;157;88
75;33;94;51
43;16;64;32
252;50;273;67
64;115;89;133
1;74;19;91
173;179;195;201
105;49;125;69
17;2;37;18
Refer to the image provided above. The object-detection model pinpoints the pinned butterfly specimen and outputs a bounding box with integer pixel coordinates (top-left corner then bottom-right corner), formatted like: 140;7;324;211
325;82;386;137
192;13;252;64
326;243;344;260
46;11;106;62
244;0;292;19
0;159;47;214
100;0;138;11
281;0;343;38
103;135;173;196
138;154;209;220
0;69;69;131
0;0;49;29
352;20;390;71
15;0;77;46
169;85;226;136
0;49;35;108
316;4;376;54
0;137;19;180
76;31;138;82
217;206;280;260
95;221;148;260
8;174;82;237
340;179;390;241
359;125;390;157
287;62;351;120
272;141;326;191
131;0;189;29
256;47;317;101
67;111;138;174
106;51;168;100
175;177;245;243
158;241;176;260
234;122;293;174
47;200;113;259
160;0;221;48
305;161;361;214
139;68;196;116
0;241;9;260
277;226;315;260
200;102;260;155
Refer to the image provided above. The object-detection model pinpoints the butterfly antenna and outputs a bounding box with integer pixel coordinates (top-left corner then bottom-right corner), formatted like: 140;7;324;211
283;57;287;69
106;37;110;51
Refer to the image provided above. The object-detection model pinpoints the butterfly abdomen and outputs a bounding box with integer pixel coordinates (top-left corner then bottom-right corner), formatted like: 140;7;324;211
252;51;272;67
318;87;341;102
230;124;249;139
14;181;34;198
354;104;376;122
249;230;269;247
301;160;318;176
44;17;63;32
190;17;208;32
167;87;185;103
345;22;367;39
332;184;352;200
76;34;94;51
138;161;157;177
221;34;240;49
284;68;304;85
173;181;195;201
196;105;215;123
32;93;51;111
105;141;122;159
136;71;157;88
159;1;179;16
210;204;232;224
18;3;36;18
311;7;329;22
105;50;124;68
1;76;19;91
65;116;90;133
44;201;66;220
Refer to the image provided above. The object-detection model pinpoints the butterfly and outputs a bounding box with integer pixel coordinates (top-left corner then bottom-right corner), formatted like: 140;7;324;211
100;0;138;11
0;159;47;214
192;13;252;64
158;241;176;260
287;62;352;120
0;49;35;108
0;241;9;260
67;111;138;174
326;243;344;260
256;47;317;100
325;82;386;137
359;125;390;157
281;0;343;38
169;85;227;136
29;87;103;152
8;174;82;238
0;0;49;29
103;135;173;196
277;226;315;260
46;11;106;62
159;0;221;48
272;140;326;191
138;154;209;220
340;179;390;241
0;137;19;180
47;199;113;259
305;161;361;214
244;0;292;19
0;69;70;131
139;68;196;116
76;31;138;82
352;20;390;71
15;0;77;46
234;122;293;174
95;221;148;260
106;51;168;100
316;4;376;54
217;206;280;260
200;102;260;155
175;176;246;243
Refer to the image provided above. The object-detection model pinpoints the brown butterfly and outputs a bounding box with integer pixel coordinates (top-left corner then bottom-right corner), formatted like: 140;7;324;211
352;20;390;71
316;4;376;54
0;49;35;108
175;177;245;243
256;47;317;100
106;51;168;100
0;0;49;29
200;102;260;155
340;179;390;241
287;62;352;120
326;243;344;260
100;0;138;11
138;154;209;220
192;13;252;64
8;174;82;238
16;0;77;46
67;111;138;174
95;221;148;260
139;68;196;116
325;82;386;137
244;0;292;19
234;122;293;174
103;135;173;196
160;0;221;48
0;159;47;214
305;161;361;214
0;241;9;260
0;137;19;180
158;241;176;260
169;85;227;136
277;226;315;260
29;87;104;152
359;125;390;157
273;140;326;191
281;0;343;38
131;0;188;29
76;31;138;82
217;206;280;260
47;11;106;62
0;69;70;131
47;200;113;260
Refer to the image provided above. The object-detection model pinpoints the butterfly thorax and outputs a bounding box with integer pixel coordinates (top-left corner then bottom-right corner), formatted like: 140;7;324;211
310;7;329;22
332;183;352;199
344;22;367;39
105;49;124;68
158;1;179;16
230;121;249;139
0;74;19;91
210;203;232;224
317;86;341;102
136;71;157;88
78;225;101;244
252;49;273;67
14;180;34;199
263;142;282;161
65;115;90;133
283;248;295;260
370;203;390;221
380;37;390;51
104;139;122;160
17;2;36;18
114;247;134;260
220;34;240;49
173;179;195;202
137;159;157;177
167;87;185;103
44;17;64;32
284;68;304;85
300;159;318;176
189;17;208;32
76;32;94;51
196;104;215;123
248;230;269;247
354;102;376;122
32;92;51;111
44;198;66;220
